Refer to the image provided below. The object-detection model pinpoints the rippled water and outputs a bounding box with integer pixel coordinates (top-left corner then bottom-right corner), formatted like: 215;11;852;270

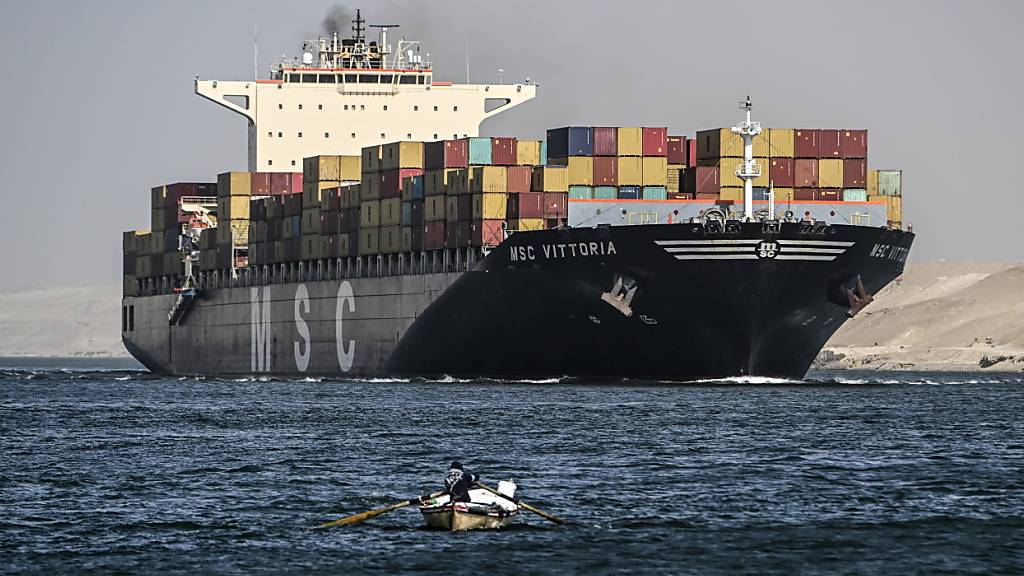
2;359;1023;575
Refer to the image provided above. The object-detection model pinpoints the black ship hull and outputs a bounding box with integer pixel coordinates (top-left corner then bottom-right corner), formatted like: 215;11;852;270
123;221;913;380
387;222;913;380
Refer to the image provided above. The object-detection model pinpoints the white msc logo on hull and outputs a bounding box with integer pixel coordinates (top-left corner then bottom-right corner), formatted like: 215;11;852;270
250;281;357;374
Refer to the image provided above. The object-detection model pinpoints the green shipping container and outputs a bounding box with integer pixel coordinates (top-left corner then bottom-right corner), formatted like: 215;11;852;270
642;186;668;200
594;186;617;199
843;188;867;202
568;185;593;200
467;137;492;165
878;170;902;196
540;141;548;166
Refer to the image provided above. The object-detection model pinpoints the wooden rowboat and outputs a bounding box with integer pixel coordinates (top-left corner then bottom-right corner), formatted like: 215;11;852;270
419;482;520;531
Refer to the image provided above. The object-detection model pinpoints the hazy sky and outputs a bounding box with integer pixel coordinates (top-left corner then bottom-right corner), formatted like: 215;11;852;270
0;0;1020;290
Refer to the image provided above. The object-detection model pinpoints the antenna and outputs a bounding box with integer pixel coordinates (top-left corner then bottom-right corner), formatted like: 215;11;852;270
253;24;259;80
465;40;470;83
730;95;762;221
352;9;365;43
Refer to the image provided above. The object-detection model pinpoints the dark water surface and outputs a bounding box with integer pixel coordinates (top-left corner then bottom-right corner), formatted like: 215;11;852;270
2;360;1023;575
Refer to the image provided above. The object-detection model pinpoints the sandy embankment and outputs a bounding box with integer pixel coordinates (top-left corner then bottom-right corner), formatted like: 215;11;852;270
819;261;1024;372
1;261;1022;371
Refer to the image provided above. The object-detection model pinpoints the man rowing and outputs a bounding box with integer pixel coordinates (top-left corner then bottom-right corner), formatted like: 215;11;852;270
444;461;479;502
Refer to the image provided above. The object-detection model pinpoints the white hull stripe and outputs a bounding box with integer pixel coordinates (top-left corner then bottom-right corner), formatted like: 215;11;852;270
777;240;856;247
777;247;847;254
665;246;766;253
654;239;762;246
672;254;759;260
775;255;838;261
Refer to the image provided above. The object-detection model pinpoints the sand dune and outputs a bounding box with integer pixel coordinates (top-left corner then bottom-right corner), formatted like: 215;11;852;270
820;261;1024;372
1;262;1022;372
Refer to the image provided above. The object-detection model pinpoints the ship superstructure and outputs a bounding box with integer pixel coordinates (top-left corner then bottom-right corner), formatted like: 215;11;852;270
196;10;536;171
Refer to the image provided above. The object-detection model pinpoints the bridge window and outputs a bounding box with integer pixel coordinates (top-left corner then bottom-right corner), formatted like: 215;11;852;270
345;74;357;83
400;75;417;84
380;75;393;83
359;75;379;84
286;74;299;83
301;74;316;83
418;76;426;85
318;74;336;83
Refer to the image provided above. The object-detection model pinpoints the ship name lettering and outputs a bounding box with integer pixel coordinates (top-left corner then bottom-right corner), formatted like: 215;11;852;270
870;243;909;263
531;241;616;260
509;245;536;262
335;281;356;372
294;284;310;373
251;287;271;373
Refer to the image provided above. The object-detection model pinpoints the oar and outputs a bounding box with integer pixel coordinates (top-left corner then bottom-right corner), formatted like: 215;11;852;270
474;482;566;525
313;490;446;530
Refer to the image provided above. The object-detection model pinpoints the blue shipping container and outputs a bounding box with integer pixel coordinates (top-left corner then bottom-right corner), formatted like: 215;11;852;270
753;187;770;201
594;186;617;199
401;201;413;226
467;137;492;165
642;186;668;200
547;127;594;157
843;188;868;202
411;175;425;200
618;186;641;200
568;185;593;200
540;140;548;165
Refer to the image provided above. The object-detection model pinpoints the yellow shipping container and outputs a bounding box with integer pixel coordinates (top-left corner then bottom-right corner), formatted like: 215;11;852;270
303;155;340;183
301;233;321;261
480;193;508;220
617;127;643;156
666;165;684;193
445;195;461;222
642;156;668;186
301;206;321;235
217;220;249;246
447;168;469;195
767;128;795;158
469;166;507;193
818;158;844;188
380;141;424;171
696;128;769;159
380;197;402;227
335;233;354;257
359;227;380;255
511;218;545;231
380;225;402;254
304;180;340;205
360;200;381;228
531;166;568;192
401;227;413;253
618;157;643;186
361;145;381;174
772;187;795;202
425;168;459;195
360;174;380;201
217;172;251;197
546;157;593;186
425;195;446;221
217;195;249;221
516;140;542;166
867;170;879;196
720;187;744;202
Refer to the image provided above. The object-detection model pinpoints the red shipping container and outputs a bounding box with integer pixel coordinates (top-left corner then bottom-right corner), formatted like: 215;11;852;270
695;193;720;200
270;173;291;195
667;136;687;165
445;222;460;247
508;192;545;219
794;159;819;187
818;189;841;201
543;193;568;218
841;130;867;159
843;158;867;188
381;168;424;198
686;138;697;166
471;219;505;247
686;166;720;194
592;156;618;186
818;129;841;157
290;173;303;193
769;158;795;187
339;207;359;232
794;188;817;201
491;137;517;165
425;221;445;250
251;172;272;196
506;166;532;193
794;130;819;158
642;127;668;156
593;127;618;156
424;139;469;170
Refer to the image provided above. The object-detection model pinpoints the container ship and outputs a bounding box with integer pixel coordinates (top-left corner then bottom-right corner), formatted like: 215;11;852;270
121;11;913;380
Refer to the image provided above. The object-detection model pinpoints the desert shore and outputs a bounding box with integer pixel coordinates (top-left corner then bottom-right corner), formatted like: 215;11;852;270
1;261;1021;372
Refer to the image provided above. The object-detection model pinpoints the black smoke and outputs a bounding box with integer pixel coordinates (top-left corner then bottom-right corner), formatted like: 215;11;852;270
322;5;352;36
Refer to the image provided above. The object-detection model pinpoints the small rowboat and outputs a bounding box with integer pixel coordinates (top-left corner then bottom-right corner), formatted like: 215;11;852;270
419;480;519;531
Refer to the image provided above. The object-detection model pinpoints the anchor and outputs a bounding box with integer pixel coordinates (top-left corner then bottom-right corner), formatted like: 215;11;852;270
845;276;873;318
600;275;638;317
